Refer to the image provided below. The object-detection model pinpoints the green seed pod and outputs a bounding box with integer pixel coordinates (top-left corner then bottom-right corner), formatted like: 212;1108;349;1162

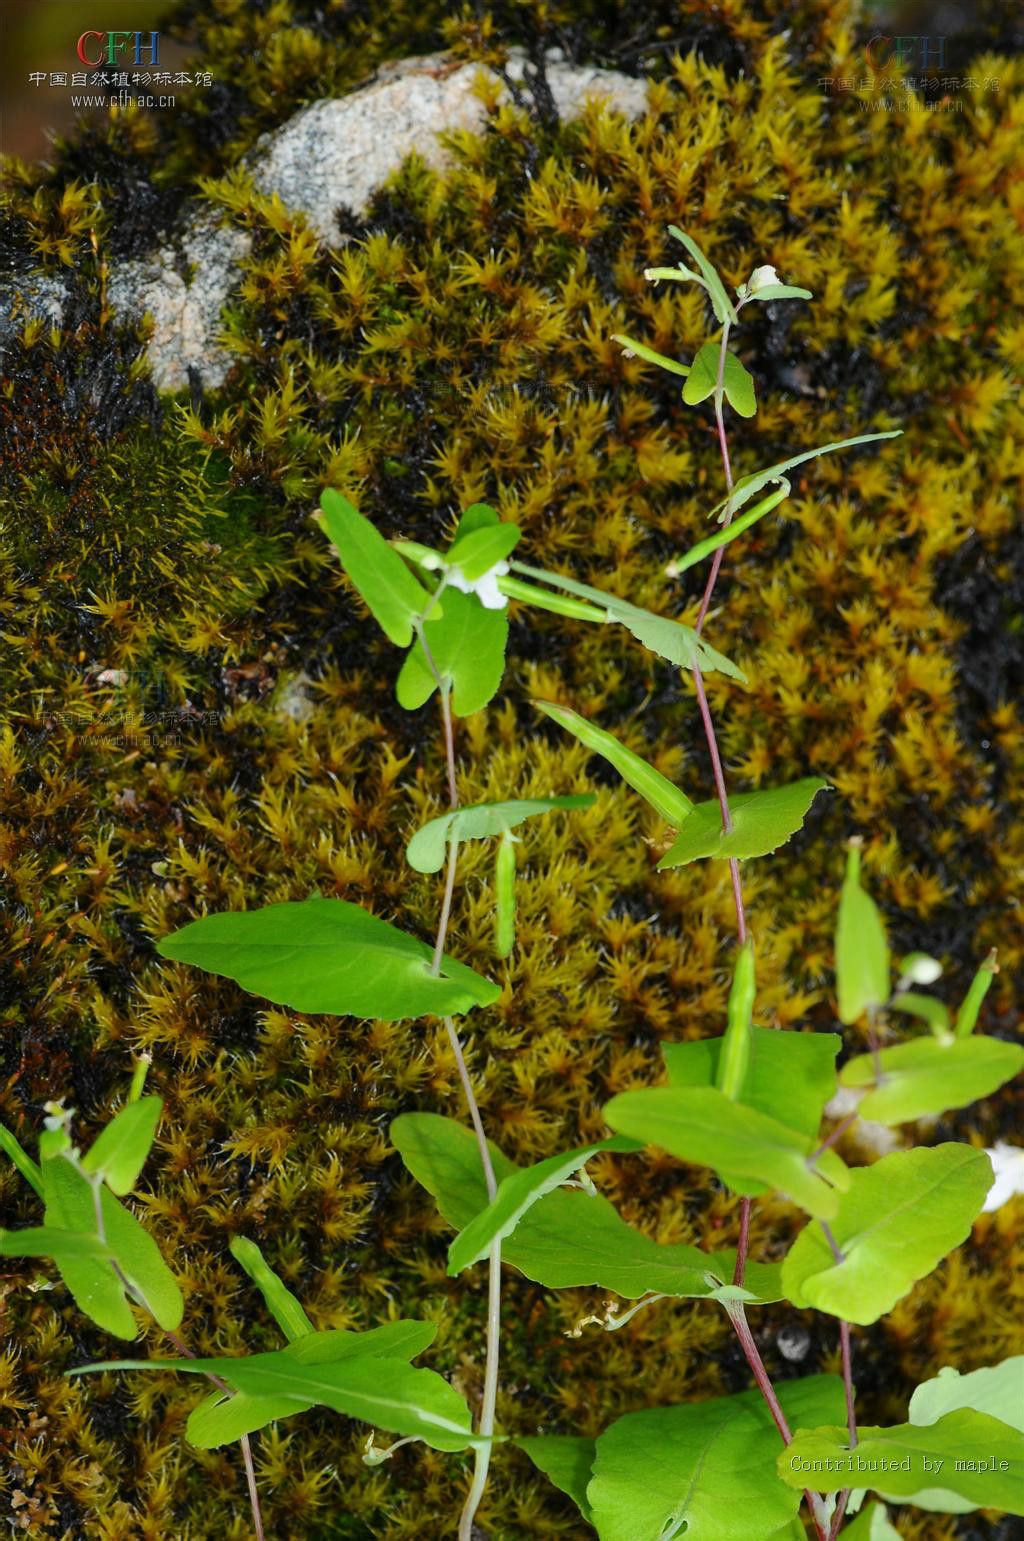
955;949;998;1038
717;939;756;1101
494;832;517;959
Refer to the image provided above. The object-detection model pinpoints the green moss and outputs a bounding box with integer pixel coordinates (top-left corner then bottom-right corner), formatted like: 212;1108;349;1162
1;1;1022;1536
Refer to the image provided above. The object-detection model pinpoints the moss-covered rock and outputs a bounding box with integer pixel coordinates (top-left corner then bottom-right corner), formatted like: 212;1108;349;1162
1;1;1021;1536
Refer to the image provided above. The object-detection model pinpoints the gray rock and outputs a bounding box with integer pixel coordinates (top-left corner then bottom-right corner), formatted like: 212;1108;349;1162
106;215;251;392
250;50;648;244
0;273;69;350
2;51;648;393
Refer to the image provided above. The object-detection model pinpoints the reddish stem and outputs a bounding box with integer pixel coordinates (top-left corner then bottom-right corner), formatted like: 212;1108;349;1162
827;1319;858;1539
727;1305;829;1541
809;1110;858;1165
732;1197;751;1287
840;1319;857;1447
698;315;830;1541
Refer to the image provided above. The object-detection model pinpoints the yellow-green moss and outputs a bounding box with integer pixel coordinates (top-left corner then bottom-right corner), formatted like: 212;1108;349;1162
1;0;1022;1536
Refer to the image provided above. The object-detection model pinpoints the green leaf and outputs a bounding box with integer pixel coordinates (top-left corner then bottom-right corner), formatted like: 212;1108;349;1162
185;1321;439;1448
664;1027;841;1194
888;992;952;1037
657;778;829;868
496;575;609;623
318;489;435;646
910;1357;1024;1431
779;1409;1024;1514
517;1436;596;1523
838;1501;903;1539
282;1321;439;1366
589;1374;845;1541
707;432;904;522
664;1028;841;1144
612;332;690;377
740;284;814;304
839;1036;1024;1124
391;1112;783;1304
80;1097;162;1196
447;1136;641;1275
512;561;745;680
781;1144;994;1324
157;896;499;1022
229;1236;314;1341
396;588;508;717
406;795;595;874
0;1120;44;1198
76;1347;475;1453
0;1226;112;1262
835;843;890;1024
604;1086;848;1219
187;1389;302;1449
607;601;745;680
446;522;520;580
667;226;738;324
860;1358;1024;1512
682;342;757;417
451;502;500;541
42;1154;183;1335
666;481;790;578
535;702;692;827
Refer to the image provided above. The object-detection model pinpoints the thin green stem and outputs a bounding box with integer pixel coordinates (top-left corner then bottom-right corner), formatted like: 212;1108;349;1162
444;1016;498;1201
239;1435;267;1541
458;1235;502;1541
164;1328;266;1541
430;830;461;974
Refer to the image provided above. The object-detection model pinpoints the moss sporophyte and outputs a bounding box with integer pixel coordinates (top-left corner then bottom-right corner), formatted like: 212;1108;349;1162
1;228;1022;1541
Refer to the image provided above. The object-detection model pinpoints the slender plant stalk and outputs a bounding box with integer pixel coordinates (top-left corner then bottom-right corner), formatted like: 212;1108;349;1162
821;1227;858;1539
827;1320;858;1539
809;1111;858;1165
239;1436;267;1541
164;1329;266;1541
420;669;502;1539
86;1171;268;1539
690;311;830;1541
725;1302;794;1444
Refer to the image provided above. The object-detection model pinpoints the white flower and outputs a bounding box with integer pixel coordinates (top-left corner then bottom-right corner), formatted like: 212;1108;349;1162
748;264;780;293
982;1142;1024;1212
446;559;510;610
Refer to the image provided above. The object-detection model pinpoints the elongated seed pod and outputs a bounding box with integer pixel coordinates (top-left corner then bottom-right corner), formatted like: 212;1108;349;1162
666;483;790;577
128;1053;152;1104
496;575;609;623
495;833;516;959
955;949;998;1037
717;939;756;1100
